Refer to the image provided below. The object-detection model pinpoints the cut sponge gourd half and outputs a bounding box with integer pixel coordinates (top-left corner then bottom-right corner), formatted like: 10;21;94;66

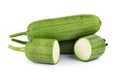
8;38;60;64
74;35;106;61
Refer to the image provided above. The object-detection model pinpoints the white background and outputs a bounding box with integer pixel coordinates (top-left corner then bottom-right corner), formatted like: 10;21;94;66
0;0;120;75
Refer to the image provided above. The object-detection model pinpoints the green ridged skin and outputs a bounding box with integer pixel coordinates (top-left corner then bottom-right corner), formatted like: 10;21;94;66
27;14;101;41
25;39;60;64
59;40;76;54
8;38;60;64
74;35;106;62
10;14;101;41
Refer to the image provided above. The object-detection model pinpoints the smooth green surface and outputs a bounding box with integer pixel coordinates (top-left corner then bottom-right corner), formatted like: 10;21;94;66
74;35;106;61
10;14;101;41
27;14;101;41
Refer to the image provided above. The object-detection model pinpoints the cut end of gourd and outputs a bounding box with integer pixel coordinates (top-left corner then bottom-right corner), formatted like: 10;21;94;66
74;38;91;61
52;40;60;64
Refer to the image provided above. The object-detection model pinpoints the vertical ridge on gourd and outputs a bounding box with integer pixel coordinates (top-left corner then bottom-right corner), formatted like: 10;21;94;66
10;14;101;41
74;35;106;61
8;38;60;64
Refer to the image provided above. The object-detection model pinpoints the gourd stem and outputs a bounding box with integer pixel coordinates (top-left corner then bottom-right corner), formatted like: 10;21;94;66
103;39;108;46
8;44;25;52
106;43;108;46
103;39;106;41
12;38;27;45
10;31;27;38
